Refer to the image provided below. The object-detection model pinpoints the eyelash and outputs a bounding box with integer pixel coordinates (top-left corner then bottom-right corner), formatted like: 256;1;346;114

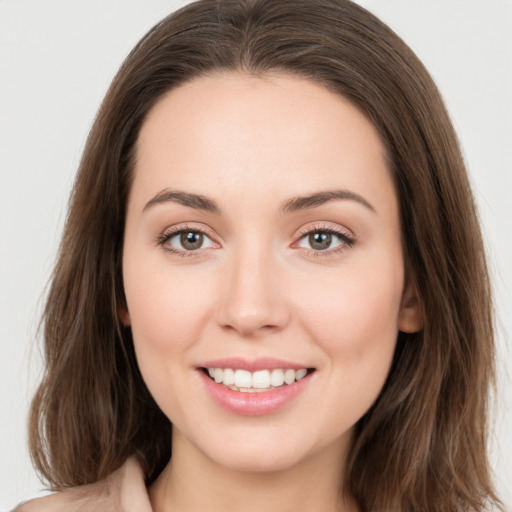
156;224;355;258
295;224;356;256
155;224;215;258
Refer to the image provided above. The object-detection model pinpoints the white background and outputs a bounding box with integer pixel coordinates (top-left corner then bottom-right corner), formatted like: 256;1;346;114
0;1;511;510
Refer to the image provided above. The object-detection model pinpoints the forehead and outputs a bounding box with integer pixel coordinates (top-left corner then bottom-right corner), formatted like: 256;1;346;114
132;72;395;214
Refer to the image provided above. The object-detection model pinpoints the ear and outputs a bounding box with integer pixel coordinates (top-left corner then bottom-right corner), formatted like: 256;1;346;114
398;279;423;333
118;305;131;327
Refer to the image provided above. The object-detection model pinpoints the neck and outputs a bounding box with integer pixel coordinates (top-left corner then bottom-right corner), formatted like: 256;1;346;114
149;429;358;512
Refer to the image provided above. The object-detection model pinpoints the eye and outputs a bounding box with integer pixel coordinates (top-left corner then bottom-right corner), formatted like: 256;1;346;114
296;228;354;253
159;228;216;253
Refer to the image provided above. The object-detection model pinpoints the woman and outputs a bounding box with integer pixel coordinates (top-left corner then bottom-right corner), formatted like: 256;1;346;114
15;0;503;510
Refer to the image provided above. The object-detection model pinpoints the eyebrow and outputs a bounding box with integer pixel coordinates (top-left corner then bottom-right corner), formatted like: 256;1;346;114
281;189;376;214
143;189;221;214
142;188;376;215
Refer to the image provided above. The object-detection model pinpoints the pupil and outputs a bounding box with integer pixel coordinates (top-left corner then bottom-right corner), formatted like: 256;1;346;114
309;232;331;250
180;231;203;250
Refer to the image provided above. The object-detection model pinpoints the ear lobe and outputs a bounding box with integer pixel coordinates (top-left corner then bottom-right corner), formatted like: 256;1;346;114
118;305;131;327
398;280;423;333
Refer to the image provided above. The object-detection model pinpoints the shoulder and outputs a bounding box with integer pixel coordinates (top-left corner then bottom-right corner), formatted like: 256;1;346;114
11;457;152;512
11;481;110;512
12;485;152;512
12;494;62;512
12;456;152;511
12;489;114;512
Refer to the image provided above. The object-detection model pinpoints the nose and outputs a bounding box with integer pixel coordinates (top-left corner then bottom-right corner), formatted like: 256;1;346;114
215;246;290;338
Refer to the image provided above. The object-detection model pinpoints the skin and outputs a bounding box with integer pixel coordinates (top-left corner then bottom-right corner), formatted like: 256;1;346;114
18;72;421;512
120;72;422;512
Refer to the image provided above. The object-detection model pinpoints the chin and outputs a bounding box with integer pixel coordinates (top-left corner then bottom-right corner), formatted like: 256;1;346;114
215;450;305;474
199;433;316;474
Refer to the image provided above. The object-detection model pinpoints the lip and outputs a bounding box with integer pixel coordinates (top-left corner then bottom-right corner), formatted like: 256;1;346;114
197;366;314;416
198;357;311;371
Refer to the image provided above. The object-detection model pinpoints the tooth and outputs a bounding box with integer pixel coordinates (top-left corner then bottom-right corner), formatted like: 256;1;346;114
234;369;252;388
295;369;307;381
252;370;270;389
284;369;296;385
209;367;308;389
270;369;285;387
223;368;235;386
240;387;262;393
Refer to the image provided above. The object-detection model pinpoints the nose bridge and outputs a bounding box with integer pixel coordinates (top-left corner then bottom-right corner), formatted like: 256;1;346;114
216;234;288;336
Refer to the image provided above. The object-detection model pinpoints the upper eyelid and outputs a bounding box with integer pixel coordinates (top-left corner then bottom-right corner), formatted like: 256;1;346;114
293;223;356;251
161;223;218;239
155;224;219;251
156;222;355;249
296;221;355;239
296;229;353;245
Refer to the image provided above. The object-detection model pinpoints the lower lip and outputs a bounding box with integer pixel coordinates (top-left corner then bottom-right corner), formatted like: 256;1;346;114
198;370;313;416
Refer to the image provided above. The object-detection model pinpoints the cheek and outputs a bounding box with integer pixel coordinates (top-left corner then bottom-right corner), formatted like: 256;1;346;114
296;258;404;378
124;261;218;422
296;261;404;436
123;259;215;366
303;261;402;324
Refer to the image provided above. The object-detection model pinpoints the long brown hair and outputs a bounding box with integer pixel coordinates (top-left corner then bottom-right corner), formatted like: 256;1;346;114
29;1;502;510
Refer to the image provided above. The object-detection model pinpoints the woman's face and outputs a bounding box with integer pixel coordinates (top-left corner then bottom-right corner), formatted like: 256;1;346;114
122;73;421;473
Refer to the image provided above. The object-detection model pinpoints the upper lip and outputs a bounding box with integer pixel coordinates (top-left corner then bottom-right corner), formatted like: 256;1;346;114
198;357;313;372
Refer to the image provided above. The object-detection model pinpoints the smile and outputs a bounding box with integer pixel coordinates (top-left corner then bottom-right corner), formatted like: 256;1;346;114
198;360;315;416
204;367;310;392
